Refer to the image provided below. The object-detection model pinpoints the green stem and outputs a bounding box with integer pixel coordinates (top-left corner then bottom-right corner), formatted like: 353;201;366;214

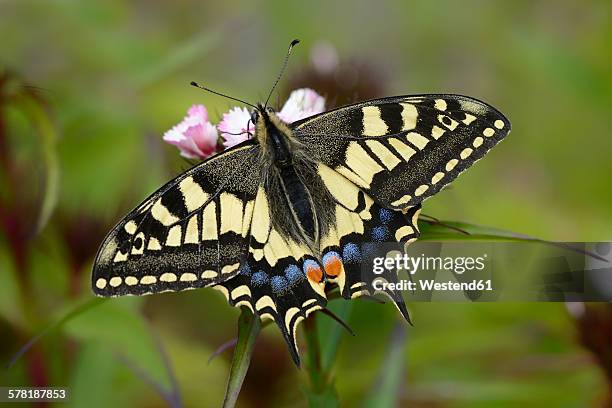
303;313;340;407
363;322;407;408
222;307;261;408
304;314;325;391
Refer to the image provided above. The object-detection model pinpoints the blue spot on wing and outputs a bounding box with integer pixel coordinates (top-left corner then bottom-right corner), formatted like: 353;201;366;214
251;271;269;287
284;264;304;285
371;225;389;241
379;208;394;224
302;259;319;274
342;243;361;263
239;263;251;276
271;276;290;294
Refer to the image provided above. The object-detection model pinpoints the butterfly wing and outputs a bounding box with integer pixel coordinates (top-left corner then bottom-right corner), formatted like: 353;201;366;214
292;94;511;210
213;186;327;366
92;142;261;296
316;163;421;320
290;95;510;323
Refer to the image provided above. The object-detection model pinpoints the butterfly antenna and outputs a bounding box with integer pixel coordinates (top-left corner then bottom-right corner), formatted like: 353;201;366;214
190;81;257;110
264;39;300;108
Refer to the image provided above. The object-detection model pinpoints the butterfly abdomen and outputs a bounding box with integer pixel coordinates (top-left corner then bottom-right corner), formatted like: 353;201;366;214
278;165;316;238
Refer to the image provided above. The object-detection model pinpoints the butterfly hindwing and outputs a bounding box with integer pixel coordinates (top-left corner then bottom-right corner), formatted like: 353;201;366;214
214;186;327;366
215;252;326;366
317;163;420;321
92;142;261;296
293;94;511;210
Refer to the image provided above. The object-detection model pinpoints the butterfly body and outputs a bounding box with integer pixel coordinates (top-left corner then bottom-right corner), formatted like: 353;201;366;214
92;94;510;365
253;106;332;252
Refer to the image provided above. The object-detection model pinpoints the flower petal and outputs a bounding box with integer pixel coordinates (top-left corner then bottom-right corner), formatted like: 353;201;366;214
278;88;325;123
163;104;219;160
219;107;254;148
187;122;218;156
187;104;208;121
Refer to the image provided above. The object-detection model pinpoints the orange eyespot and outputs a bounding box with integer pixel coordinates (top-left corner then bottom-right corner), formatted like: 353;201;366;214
323;252;343;277
304;260;323;283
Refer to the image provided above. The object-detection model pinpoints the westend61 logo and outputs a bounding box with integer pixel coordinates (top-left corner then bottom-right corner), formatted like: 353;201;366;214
370;252;493;293
363;242;612;302
372;253;488;275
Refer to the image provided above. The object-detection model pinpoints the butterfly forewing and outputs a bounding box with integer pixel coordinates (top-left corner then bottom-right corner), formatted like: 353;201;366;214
92;142;261;296
292;94;511;210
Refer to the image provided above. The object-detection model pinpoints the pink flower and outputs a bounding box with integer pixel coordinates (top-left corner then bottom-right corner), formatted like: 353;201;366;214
219;88;326;148
163;105;219;159
165;89;326;158
217;107;255;149
277;88;326;123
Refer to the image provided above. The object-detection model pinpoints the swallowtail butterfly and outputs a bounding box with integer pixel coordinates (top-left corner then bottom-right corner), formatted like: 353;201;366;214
92;41;511;365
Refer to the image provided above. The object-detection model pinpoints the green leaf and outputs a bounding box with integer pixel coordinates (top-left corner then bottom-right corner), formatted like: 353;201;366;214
68;342;118;408
418;218;579;243
222;307;261;408
63;298;176;399
363;323;407;408
419;219;533;241
419;219;605;261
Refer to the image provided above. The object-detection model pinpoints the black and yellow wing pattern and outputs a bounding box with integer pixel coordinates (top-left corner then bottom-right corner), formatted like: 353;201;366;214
92;142;261;296
293;94;511;210
210;185;329;364
92;94;510;366
289;94;510;308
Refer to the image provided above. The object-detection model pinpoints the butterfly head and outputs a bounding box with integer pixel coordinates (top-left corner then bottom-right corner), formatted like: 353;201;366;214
250;104;275;126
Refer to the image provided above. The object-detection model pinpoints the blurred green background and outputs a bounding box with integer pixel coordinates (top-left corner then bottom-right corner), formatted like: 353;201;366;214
1;0;611;407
